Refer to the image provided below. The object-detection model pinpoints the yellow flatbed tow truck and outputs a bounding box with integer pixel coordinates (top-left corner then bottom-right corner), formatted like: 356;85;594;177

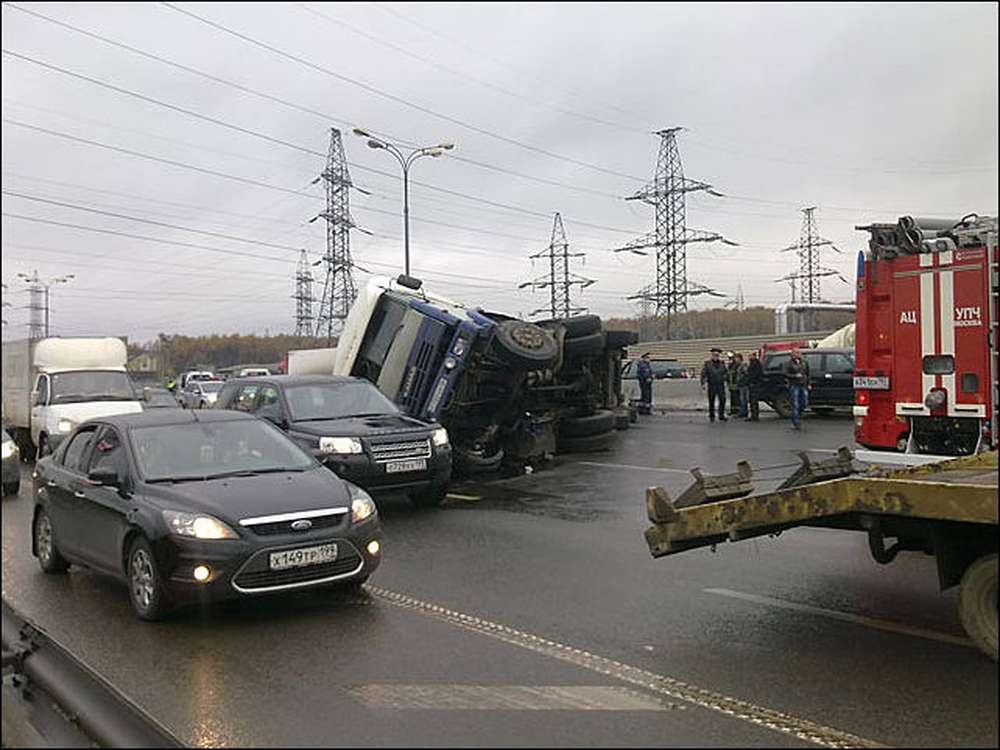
644;449;998;660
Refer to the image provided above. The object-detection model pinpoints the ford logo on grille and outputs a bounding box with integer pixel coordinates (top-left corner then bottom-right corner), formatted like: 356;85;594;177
290;519;313;531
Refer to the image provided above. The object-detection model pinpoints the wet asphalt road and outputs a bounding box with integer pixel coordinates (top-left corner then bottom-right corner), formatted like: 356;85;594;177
2;411;997;748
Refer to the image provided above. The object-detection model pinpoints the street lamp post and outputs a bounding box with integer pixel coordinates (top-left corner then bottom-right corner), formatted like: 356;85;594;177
352;129;454;277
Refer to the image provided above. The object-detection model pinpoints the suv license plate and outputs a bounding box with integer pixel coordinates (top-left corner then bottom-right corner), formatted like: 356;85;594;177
269;543;337;571
853;376;889;389
386;459;427;474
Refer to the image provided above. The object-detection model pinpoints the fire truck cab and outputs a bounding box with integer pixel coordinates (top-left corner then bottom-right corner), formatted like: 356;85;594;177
854;215;998;455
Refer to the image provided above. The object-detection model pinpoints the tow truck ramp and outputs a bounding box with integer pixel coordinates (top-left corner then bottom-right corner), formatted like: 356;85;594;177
643;450;998;660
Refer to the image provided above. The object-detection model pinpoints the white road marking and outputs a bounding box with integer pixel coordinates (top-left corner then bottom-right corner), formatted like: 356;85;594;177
346;684;680;711
366;585;886;749
445;493;481;501
577;461;691;474
704;588;973;648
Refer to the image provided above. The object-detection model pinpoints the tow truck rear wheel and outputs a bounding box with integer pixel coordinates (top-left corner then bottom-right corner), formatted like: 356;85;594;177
958;553;998;661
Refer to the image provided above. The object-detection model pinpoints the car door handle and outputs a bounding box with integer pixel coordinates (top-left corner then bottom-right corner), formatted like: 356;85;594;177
74;490;87;499
47;479;57;487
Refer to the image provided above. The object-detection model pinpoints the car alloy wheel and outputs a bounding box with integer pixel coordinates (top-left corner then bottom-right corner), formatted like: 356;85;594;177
130;548;156;613
36;512;53;566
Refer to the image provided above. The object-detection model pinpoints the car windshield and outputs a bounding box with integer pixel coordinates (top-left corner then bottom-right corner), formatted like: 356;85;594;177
50;371;136;403
146;393;178;407
199;381;225;393
285;381;400;421
131;420;315;482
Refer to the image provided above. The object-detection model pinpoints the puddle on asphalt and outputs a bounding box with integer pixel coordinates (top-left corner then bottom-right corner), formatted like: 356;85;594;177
443;478;611;522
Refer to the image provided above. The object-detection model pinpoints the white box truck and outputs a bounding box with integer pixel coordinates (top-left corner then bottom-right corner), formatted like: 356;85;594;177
286;347;337;375
1;337;142;459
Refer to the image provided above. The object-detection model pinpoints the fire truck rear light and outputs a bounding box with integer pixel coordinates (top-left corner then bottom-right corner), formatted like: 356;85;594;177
856;390;870;405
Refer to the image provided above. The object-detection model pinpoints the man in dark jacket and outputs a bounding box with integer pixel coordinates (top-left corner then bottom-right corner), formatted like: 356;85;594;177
700;347;728;422
636;352;654;416
783;348;811;430
744;351;764;421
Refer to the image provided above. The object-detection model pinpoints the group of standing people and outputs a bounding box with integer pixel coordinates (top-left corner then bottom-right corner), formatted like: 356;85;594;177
698;347;763;422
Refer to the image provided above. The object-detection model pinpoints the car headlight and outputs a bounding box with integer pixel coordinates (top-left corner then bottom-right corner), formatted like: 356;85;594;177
57;418;76;433
1;441;16;460
349;484;377;523
162;510;238;540
431;427;449;447
319;436;362;455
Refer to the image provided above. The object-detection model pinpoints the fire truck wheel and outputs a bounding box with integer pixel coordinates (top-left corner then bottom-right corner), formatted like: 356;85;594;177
557;429;618;454
560;315;602;338
560;409;615;438
604;330;638;350
493;320;559;369
563;331;606;360
958;553;998;662
771;394;791;418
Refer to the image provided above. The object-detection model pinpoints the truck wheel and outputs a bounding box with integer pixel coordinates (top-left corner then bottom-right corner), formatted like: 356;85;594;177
560;315;602;338
493;320;559;369
558;429;618;454
772;394;790;418
456;446;505;475
563;331;606;359
34;508;69;574
560;409;615;438
605;330;638;350
958;553;998;661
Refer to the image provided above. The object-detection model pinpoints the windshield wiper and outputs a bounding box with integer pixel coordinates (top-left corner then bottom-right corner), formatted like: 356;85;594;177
146;475;210;484
203;467;307;480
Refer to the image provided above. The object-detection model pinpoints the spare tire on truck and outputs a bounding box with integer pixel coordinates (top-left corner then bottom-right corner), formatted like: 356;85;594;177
493;320;559;369
560;315;602;339
604;329;638;351
563;331;606;360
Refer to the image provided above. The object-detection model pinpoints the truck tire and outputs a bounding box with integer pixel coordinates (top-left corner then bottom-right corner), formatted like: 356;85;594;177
493;320;559;369
614;411;630;430
560;409;615;438
958;553;998;661
557;429;618;454
563;331;606;359
605;329;638;350
771;394;790;419
560;315;602;338
456;446;505;475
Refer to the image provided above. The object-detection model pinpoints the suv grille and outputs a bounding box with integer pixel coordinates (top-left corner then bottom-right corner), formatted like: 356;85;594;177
368;438;431;463
397;340;436;413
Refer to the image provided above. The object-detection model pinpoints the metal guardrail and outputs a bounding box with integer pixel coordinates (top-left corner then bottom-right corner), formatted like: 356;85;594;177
2;600;182;748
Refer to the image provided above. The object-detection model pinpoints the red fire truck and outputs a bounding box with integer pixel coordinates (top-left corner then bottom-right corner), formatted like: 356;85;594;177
853;215;998;455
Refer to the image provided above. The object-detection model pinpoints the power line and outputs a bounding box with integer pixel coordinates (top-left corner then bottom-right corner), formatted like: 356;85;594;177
776;207;842;304
519;213;593;318
160;2;646;182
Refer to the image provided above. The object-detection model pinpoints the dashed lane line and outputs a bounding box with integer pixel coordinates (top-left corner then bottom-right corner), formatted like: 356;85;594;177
704;588;974;649
365;585;887;749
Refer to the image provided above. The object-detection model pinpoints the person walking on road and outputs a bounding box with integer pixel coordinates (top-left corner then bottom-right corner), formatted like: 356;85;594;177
745;350;764;421
733;353;750;419
726;352;742;417
784;348;811;430
700;347;728;422
636;352;654;416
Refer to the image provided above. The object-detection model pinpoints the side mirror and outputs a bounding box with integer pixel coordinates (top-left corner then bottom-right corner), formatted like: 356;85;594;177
87;467;120;487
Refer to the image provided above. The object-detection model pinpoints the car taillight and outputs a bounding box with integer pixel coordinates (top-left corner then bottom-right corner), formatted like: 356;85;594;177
856;390;870;406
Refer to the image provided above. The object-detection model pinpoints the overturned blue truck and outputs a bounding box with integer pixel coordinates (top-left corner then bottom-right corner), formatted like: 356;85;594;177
332;275;638;474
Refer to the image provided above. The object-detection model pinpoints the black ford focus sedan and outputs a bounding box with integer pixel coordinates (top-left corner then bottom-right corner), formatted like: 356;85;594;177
31;410;381;620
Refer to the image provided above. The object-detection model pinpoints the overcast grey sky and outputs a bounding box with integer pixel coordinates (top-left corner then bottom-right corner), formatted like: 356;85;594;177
2;1;997;343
